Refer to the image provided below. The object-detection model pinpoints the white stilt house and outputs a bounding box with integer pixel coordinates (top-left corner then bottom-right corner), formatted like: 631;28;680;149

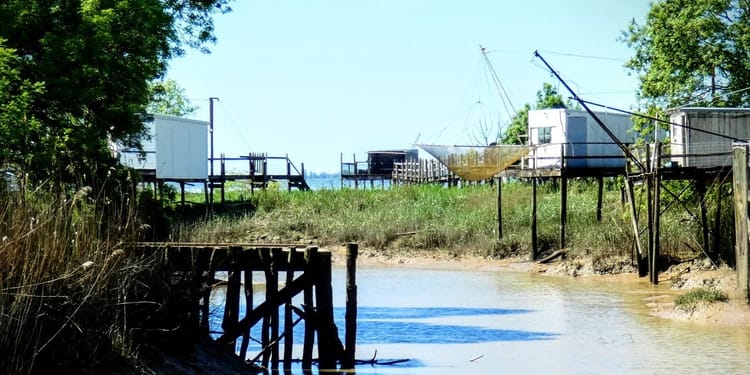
118;113;209;181
669;107;750;169
526;108;637;170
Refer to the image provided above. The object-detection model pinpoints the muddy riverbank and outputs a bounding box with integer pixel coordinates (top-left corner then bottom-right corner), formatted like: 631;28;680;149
328;244;750;327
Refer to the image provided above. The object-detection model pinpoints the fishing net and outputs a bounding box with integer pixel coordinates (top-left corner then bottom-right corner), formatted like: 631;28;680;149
417;144;529;181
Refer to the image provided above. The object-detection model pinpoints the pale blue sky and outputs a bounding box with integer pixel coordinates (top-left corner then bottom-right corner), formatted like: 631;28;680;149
167;0;653;173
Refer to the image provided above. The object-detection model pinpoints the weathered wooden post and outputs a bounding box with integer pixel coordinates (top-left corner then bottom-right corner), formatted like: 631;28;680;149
560;173;568;250
652;167;661;285
733;144;749;302
696;180;710;255
200;246;216;333
596;176;604;222
220;153;226;204
712;185;723;263
650;143;661;285
645;146;655;282
302;247;317;370
342;243;359;369
496;176;503;240
222;246;242;351
283;247;296;371
531;176;538;260
238;264;253;360
270;248;282;368
560;144;568;249
315;249;337;370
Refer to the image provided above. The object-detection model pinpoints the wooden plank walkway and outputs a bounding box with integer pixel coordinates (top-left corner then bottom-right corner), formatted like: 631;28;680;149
133;242;359;371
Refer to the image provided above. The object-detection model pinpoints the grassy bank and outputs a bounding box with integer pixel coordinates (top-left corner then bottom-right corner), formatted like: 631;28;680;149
177;179;731;265
0;184;213;374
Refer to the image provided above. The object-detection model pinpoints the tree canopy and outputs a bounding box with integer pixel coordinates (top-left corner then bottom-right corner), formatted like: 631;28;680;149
501;83;574;145
0;0;231;188
623;0;750;111
147;79;198;117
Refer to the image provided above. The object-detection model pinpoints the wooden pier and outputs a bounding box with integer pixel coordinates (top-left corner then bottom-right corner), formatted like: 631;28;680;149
209;153;310;200
133;242;359;371
392;159;459;186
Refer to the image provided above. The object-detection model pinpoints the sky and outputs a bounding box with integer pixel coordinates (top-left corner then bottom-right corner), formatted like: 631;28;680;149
166;0;653;174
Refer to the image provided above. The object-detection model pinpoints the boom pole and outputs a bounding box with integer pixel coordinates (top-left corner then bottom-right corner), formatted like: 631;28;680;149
533;51;645;171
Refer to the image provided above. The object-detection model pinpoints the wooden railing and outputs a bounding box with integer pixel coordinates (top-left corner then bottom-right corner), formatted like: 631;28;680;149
392;159;455;185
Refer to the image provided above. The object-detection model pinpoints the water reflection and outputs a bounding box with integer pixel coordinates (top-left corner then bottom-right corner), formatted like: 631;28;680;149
350;306;557;344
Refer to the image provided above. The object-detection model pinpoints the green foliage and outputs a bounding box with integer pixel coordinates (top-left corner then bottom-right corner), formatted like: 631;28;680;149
178;180;726;264
0;39;44;171
147;78;198;116
674;287;728;311
0;0;231;189
502;103;531;145
622;0;750;138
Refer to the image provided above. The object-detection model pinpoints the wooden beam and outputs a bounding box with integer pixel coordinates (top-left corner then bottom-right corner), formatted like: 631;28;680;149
532;177;538;260
596;176;604;222
733;145;749;302
216;272;311;346
560;174;568;249
497;176;503;240
342;243;359;369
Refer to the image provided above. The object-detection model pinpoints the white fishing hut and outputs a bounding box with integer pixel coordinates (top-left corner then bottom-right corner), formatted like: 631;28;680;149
669;107;750;169
526;108;636;170
119;113;208;181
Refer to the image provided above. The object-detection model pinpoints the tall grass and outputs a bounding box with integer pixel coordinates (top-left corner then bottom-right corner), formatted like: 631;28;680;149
178;179;724;263
0;183;155;374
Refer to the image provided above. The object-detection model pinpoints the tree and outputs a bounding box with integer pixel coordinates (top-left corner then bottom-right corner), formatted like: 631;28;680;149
0;1;231;188
501;83;574;144
0;39;44;173
622;0;750;135
147;79;198;117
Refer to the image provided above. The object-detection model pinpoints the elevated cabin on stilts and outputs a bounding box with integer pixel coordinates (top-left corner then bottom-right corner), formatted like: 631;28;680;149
340;149;419;188
525;108;637;172
498;108;641;261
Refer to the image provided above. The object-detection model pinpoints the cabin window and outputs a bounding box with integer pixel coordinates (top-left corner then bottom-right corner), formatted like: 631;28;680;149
537;127;552;144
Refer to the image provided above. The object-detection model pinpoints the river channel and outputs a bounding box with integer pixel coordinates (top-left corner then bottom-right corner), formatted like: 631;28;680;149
211;265;750;374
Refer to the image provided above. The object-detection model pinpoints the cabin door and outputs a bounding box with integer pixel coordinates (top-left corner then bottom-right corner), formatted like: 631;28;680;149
566;116;587;168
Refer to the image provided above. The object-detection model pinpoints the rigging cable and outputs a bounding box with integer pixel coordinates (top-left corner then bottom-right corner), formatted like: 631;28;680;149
579;99;748;142
480;45;517;122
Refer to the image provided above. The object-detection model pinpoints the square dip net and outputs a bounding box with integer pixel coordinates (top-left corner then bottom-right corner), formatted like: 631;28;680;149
417;144;529;181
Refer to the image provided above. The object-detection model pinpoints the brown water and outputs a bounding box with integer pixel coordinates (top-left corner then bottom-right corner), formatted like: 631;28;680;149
213;266;750;374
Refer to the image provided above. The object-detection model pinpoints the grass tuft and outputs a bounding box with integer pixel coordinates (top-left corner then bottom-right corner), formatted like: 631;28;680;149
674;287;728;311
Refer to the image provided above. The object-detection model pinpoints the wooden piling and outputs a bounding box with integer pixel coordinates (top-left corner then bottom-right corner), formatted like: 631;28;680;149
625;176;645;277
560;173;568;250
200;246;216;333
732;145;749;302
596;176;604;222
651;171;661;285
302;247;317;370
222;246;242;351
239;266;253;360
532;177;538;260
697;180;710;255
283;247;296;371
342;243;358;369
712;185;723;263
497;176;503;240
315;249;337;370
650;143;661;285
270;248;282;369
260;248;278;368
